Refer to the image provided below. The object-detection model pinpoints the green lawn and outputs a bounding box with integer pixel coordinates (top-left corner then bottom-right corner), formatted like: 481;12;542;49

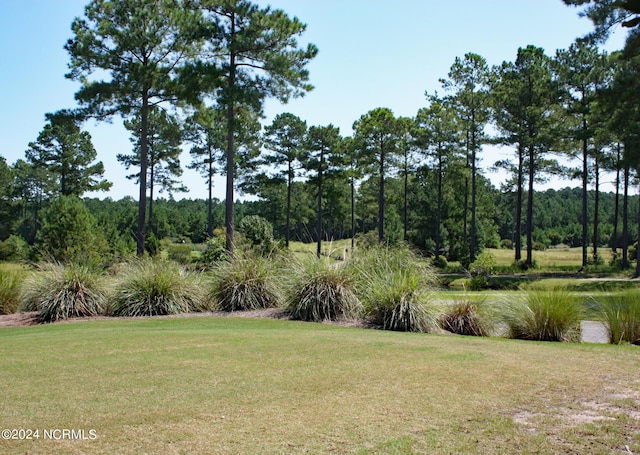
486;247;618;271
1;316;639;454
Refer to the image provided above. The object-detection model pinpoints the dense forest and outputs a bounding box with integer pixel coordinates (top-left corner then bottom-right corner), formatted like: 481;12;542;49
1;0;640;272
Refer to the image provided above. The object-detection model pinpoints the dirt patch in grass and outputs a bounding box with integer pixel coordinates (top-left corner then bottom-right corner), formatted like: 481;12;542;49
512;385;640;429
0;311;38;327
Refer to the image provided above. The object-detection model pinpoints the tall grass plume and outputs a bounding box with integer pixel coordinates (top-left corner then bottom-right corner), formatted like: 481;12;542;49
0;269;24;315
111;259;205;317
19;262;106;323
440;299;493;337
350;246;438;332
286;257;361;322
208;252;281;312
598;290;640;344
500;288;582;342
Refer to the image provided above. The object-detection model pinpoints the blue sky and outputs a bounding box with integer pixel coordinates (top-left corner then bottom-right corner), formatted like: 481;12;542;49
0;0;627;200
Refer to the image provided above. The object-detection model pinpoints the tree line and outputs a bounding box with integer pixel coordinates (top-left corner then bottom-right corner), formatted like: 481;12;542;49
1;0;640;273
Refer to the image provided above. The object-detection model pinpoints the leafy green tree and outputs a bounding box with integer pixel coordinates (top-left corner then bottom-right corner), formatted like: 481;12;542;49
119;107;187;235
353;107;400;243
35;195;109;263
192;0;317;254
25;110;111;197
303;125;342;257
440;53;491;262
65;0;200;256
262;112;307;247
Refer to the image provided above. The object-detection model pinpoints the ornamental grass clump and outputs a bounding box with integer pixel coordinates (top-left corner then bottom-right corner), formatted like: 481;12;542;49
0;269;23;315
598;290;640;344
351;246;438;332
208;252;281;312
19;262;107;323
440;299;493;337
111;259;205;317
286;256;361;322
501;288;583;342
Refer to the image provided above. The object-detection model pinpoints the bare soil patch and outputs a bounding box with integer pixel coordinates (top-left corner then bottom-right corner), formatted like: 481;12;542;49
0;311;38;327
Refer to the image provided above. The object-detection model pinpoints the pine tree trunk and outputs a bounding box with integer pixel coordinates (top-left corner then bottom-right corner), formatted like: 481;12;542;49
636;177;640;278
148;162;154;237
435;146;443;262
463;130;469;251
526;144;534;266
622;163;629;269
225;14;236;255
351;176;355;252
470;126;477;263
593;152;600;263
403;152;408;242
581;131;588;270
316;147;324;258
136;93;149;257
515;144;523;261
286;160;292;248
378;137;385;243
207;144;213;238
612;143;621;259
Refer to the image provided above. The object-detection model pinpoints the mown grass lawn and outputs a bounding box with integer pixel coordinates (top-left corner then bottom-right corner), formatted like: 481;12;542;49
1;316;639;454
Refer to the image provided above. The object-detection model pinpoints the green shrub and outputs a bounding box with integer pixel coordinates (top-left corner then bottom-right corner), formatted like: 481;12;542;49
500;239;513;250
465;275;489;291
469;251;496;276
208;253;281;312
598;290;640;344
286;257;361;322
198;236;227;266
0;235;30;262
355;231;379;249
500;288;583;342
0;269;23;314
35;196;110;263
629;242;637;261
512;259;537;271
532;241;547;251
111;260;205;317
351;246;437;332
440;299;493;337
432;256;448;269
587;254;604;267
19;262;107;323
466;251;496;290
145;233;161;257
167;243;194;264
239;215;276;254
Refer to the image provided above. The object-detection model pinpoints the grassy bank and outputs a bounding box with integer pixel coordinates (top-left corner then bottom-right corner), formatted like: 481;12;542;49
1;316;638;454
